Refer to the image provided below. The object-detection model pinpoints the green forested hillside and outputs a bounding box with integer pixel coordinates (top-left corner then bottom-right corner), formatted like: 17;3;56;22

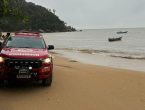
0;0;76;32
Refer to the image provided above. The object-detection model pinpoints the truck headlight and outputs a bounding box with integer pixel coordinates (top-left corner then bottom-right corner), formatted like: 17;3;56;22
0;57;4;63
43;58;51;63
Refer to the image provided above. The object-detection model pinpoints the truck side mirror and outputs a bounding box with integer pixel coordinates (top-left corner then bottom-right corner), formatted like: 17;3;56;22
48;45;54;50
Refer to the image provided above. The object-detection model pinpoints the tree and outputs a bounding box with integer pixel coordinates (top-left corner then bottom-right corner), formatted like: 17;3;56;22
52;9;55;14
0;0;25;19
0;0;76;32
0;0;10;17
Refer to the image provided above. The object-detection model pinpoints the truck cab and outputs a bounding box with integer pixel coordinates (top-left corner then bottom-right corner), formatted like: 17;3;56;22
0;32;54;86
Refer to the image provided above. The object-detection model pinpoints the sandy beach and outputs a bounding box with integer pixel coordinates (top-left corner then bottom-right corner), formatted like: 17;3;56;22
0;55;145;110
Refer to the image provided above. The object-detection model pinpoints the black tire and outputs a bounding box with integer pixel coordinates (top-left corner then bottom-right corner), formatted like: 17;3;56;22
42;74;52;87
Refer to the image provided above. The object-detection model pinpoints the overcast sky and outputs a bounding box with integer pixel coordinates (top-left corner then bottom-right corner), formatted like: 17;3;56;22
26;0;145;29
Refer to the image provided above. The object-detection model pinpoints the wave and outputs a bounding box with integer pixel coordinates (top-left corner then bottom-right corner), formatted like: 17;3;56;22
55;48;145;60
110;54;145;60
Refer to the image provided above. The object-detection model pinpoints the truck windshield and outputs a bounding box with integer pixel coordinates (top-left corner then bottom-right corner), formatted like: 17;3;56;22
5;36;45;49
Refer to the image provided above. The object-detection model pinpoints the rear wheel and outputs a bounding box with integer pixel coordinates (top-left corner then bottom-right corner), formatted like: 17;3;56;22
42;74;52;87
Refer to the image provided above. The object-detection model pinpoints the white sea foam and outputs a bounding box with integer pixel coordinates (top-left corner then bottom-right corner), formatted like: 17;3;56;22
53;50;145;72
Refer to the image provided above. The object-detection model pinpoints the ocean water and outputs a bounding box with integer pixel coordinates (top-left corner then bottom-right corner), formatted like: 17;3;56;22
43;28;145;72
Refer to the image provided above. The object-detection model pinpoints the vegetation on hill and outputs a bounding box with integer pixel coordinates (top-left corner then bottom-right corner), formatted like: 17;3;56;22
0;0;76;32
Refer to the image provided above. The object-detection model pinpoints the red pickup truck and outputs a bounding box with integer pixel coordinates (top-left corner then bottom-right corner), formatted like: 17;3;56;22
0;32;54;86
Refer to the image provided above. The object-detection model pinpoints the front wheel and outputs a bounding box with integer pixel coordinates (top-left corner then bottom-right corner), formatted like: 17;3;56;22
42;74;52;87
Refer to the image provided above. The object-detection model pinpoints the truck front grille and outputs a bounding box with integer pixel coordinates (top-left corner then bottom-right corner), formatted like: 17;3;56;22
5;59;42;68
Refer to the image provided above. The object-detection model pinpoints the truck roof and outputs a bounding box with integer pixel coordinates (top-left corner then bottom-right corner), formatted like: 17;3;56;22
14;32;42;38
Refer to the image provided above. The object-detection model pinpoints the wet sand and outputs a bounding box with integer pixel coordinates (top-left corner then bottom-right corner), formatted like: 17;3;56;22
54;50;145;72
0;55;145;110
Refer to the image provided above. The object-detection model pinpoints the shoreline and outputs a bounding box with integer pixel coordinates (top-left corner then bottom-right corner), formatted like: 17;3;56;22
52;50;145;72
54;54;145;74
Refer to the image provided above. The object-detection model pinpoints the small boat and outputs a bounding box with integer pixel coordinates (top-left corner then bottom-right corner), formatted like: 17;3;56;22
108;37;122;42
116;31;128;34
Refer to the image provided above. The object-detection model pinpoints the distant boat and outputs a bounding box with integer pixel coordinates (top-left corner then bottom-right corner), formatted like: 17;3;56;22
108;37;122;42
116;31;128;34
